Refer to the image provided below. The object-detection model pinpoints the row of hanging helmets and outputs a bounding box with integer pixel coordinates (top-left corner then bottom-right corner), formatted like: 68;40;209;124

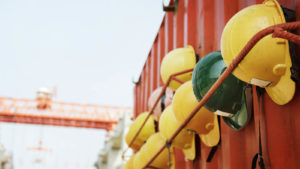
123;0;297;168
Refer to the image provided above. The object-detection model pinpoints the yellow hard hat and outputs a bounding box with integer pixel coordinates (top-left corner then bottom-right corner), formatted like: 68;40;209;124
172;81;220;147
134;133;171;169
123;154;135;169
160;46;197;91
134;150;159;169
173;81;214;134
159;105;196;160
221;0;295;105
133;151;147;169
125;112;155;151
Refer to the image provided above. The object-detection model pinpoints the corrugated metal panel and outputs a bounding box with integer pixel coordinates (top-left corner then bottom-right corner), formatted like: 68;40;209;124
133;0;300;168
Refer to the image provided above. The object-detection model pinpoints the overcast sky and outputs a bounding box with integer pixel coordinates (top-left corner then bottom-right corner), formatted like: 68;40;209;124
0;0;165;169
0;123;106;169
0;0;165;107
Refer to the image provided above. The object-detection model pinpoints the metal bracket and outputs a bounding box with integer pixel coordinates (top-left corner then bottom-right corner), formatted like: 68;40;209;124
163;0;178;12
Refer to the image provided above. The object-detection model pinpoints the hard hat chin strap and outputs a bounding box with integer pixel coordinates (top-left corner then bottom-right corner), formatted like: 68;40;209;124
251;121;265;169
251;87;266;169
165;141;172;169
192;134;201;167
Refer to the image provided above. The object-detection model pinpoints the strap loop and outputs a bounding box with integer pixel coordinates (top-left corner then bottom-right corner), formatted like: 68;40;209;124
166;141;172;169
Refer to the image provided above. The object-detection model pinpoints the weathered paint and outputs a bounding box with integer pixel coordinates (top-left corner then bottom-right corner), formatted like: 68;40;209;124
133;0;300;168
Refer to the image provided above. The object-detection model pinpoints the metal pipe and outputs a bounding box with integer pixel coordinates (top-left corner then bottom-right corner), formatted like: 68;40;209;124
122;68;194;159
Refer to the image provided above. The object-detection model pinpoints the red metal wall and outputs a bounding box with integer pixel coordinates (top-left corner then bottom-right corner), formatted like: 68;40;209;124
133;0;300;169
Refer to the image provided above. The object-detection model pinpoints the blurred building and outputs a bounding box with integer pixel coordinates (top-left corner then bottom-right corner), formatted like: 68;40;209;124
0;144;13;169
36;87;52;110
94;110;132;169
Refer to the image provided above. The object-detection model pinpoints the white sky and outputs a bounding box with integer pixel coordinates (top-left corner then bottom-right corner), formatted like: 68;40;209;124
0;123;106;169
0;0;165;169
0;0;165;107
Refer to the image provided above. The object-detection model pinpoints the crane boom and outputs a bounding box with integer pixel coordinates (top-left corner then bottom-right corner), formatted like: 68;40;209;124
0;97;131;131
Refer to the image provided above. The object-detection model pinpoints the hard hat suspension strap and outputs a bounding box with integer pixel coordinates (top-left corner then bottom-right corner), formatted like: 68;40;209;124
154;120;159;132
161;92;166;112
281;5;295;23
195;54;199;63
245;84;254;126
280;5;299;83
288;41;299;83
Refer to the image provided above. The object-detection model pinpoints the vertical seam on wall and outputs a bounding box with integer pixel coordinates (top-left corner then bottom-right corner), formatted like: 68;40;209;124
157;34;161;88
184;0;188;46
173;13;177;49
150;49;154;93
165;15;169;54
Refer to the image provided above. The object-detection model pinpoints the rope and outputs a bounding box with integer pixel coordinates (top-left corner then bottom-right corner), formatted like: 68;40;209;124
122;68;194;159
272;27;300;44
141;21;300;169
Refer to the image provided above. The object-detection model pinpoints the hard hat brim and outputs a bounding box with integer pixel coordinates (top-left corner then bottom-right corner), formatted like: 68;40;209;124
265;50;296;105
182;132;196;160
265;0;295;105
199;115;220;147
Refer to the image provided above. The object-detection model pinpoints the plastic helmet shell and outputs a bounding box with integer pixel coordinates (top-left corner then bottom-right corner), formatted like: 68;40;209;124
148;87;174;121
172;81;215;135
123;154;135;169
134;133;170;169
199;114;220;147
159;105;195;160
192;51;251;130
125;112;155;150
160;46;197;91
134;151;147;169
221;0;295;105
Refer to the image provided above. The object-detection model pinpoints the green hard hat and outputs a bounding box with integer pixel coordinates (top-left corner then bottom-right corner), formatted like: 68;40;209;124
192;51;252;130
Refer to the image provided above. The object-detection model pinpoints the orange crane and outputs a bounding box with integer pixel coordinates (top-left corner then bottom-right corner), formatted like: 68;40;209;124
0;91;130;131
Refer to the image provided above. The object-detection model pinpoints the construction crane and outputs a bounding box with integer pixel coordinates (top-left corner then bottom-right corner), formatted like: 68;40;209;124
0;88;131;131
